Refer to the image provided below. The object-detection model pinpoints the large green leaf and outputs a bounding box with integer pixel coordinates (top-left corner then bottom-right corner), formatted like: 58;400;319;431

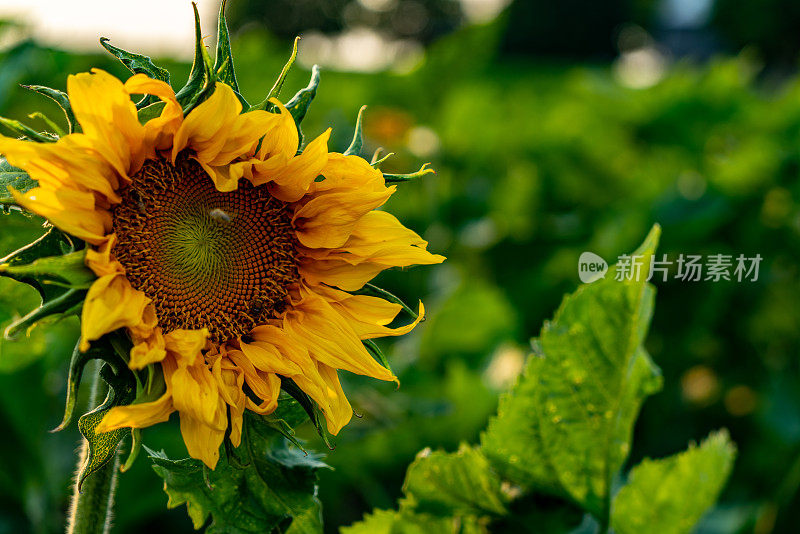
148;412;327;534
611;431;736;534
402;444;510;517
480;226;663;521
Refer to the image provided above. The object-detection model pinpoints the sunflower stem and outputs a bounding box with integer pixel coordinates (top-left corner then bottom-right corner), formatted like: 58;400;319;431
66;362;119;534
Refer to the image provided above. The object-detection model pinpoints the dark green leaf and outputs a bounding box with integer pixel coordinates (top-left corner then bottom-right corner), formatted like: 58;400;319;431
341;508;488;534
148;413;326;533
0;226;77;299
344;105;367;156
284;65;320;126
480;226;663;520
99;37;170;83
213;0;239;93
611;430;736;534
175;2;216;113
0;249;94;291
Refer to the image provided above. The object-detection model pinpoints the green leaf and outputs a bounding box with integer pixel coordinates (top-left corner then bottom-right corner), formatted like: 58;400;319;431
344;105;367;156
480;226;663;520
284;65;321;126
0;158;37;208
77;362;137;488
213;0;239;93
28;111;65;137
0;226;76;298
148;413;326;533
0;116;56;143
99;37;170;83
611;430;736;534
3;287;83;340
21;84;79;133
0;249;94;291
363;339;393;375
342;509;488;534
403;444;510;517
53;338;128;432
383;163;435;184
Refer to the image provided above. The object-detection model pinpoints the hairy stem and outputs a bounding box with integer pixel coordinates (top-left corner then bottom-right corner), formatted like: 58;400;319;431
66;363;119;534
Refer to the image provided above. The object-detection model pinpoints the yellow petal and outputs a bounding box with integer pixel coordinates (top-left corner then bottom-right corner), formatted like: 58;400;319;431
179;411;226;469
293;186;394;249
226;349;281;414
80;274;149;351
257;129;331;202
170;364;222;427
298;210;445;291
163;329;209;366
124;74;183;154
313;284;425;339
171;82;241;163
316;362;352;435
96;391;173;433
84;234;124;277
256;99;299;161
283;290;395;382
68;69;144;177
0;134;121;202
11;186;112;246
128;329;166;369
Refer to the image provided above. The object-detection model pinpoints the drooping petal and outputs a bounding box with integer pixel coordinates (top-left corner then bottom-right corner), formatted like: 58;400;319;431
212;356;246;447
80;274;150;351
163;329;208;367
128;328;166;369
96;391;174;433
316;362;353;435
179;408;226;469
68;69;145;177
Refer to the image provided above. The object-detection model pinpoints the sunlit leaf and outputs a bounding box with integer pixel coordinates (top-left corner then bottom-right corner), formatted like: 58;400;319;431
611;430;736;534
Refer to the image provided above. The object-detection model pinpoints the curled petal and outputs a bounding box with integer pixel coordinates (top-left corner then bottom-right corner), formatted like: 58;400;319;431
96;391;173;433
80;274;149;351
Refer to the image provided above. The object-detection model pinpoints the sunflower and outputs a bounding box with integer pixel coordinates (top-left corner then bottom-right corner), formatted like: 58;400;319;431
0;70;444;468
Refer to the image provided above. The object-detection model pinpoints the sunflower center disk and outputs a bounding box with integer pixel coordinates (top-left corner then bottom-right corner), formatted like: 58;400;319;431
112;158;299;343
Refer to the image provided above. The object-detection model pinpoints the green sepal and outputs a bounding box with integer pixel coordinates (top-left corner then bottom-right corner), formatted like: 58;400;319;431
3;287;84;340
384;163;435;184
146;412;327;533
251;37;300;112
212;0;240;95
354;283;419;319
53;336;130;432
0;116;57;143
284;65;321;126
0;226;78;297
20;84;79;134
77;362;137;489
364;339;393;375
280;377;334;450
259;393;313;452
121;428;142;473
370;149;394;169
175;2;217;114
99;37;170;83
0;157;37;208
28;112;65;137
344;105;367;156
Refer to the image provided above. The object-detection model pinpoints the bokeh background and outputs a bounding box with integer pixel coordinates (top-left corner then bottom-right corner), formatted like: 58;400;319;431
1;0;799;532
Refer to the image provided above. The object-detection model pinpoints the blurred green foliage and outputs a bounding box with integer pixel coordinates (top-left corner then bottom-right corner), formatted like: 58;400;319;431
0;5;799;534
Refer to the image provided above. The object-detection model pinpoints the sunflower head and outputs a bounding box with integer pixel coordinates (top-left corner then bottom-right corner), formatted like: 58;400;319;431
0;2;443;473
